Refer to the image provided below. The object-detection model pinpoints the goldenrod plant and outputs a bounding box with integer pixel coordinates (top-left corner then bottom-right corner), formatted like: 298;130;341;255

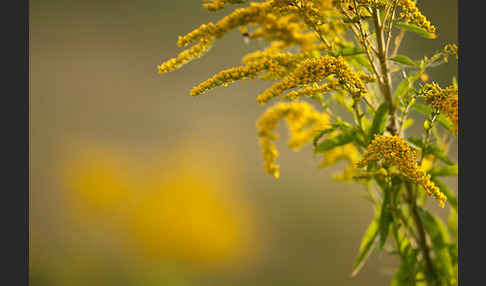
158;0;458;285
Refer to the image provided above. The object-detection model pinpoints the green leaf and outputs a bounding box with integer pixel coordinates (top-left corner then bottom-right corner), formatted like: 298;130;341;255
314;129;356;154
378;185;393;249
390;244;419;286
429;165;458;177
417;207;454;285
411;102;428;114
431;178;458;211
395;22;437;39
368;102;389;143
351;219;379;278
312;122;352;148
390;55;417;66
447;208;458;242
353;54;373;73
393;72;421;103
407;137;455;165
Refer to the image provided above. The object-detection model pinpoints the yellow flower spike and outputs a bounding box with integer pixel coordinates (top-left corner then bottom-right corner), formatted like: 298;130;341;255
257;101;330;178
398;0;436;34
256;56;370;104
157;37;215;74
190;52;307;97
357;135;447;207
281;80;339;101
159;0;351;76
247;14;319;52
158;1;275;75
202;0;248;12
178;1;275;47
422;82;458;134
340;0;387;9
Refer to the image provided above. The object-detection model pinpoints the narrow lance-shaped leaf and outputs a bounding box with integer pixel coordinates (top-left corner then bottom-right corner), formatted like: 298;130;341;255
378;185;393;249
329;47;366;57
312;122;352;148
378;176;402;249
314;129;356;154
417;207;454;285
395;22;437;39
407;137;455;165
351;219;379;278
429;165;458;177
390;55;417;66
393;72;422;103
368;102;389;143
447;208;458;242
390;244;419;286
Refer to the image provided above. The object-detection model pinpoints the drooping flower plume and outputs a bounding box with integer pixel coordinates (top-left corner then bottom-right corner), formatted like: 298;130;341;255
357;135;447;207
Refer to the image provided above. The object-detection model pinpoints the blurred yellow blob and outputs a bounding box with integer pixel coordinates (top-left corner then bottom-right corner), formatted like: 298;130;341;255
62;141;255;267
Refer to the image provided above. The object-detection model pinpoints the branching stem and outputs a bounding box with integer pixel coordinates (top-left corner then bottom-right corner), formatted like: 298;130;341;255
372;8;397;135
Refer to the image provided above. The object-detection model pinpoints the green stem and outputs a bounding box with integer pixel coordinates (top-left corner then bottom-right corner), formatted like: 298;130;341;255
372;8;398;135
405;182;438;285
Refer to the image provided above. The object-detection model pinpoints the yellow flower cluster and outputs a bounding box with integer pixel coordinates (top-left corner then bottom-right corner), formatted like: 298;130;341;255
190;52;305;96
248;14;318;52
357;135;447;207
178;1;274;47
159;0;353;76
423;82;458;134
158;0;329;75
158;1;274;75
202;0;248;11
276;0;348;49
256;56;369;104
340;0;387;9
257;0;348;51
157;38;214;74
398;0;436;34
282;81;339;100
257;101;330;178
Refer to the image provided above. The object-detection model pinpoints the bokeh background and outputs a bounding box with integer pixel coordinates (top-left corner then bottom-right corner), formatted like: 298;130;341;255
30;1;457;285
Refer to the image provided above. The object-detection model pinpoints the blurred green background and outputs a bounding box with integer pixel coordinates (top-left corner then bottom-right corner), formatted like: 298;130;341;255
30;1;457;285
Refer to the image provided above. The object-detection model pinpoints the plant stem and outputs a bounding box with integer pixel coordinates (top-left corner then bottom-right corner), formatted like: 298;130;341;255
373;7;439;284
372;8;398;135
405;182;438;285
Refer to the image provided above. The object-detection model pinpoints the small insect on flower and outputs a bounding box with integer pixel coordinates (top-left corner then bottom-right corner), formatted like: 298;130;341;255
243;32;250;44
239;26;251;44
